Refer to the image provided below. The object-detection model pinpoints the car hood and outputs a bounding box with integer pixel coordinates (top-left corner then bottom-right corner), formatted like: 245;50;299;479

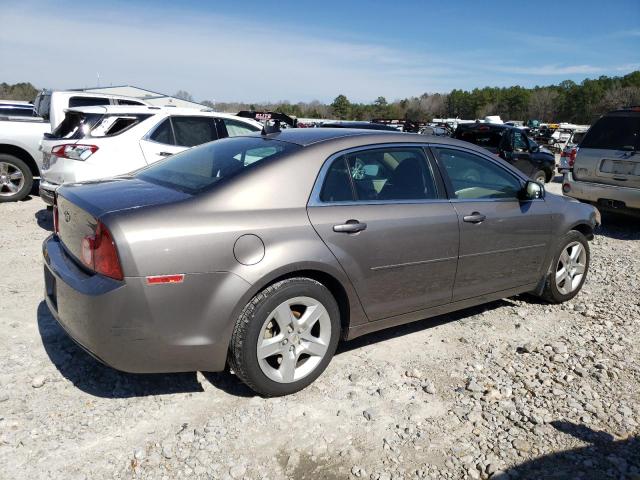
58;177;191;218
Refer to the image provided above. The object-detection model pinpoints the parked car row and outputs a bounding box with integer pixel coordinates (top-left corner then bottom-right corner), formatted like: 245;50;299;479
0;90;150;202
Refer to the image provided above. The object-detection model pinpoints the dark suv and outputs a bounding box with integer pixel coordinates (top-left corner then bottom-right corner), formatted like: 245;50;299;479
455;123;555;183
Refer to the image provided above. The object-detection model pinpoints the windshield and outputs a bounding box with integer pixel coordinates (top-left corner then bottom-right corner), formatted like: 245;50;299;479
136;136;301;194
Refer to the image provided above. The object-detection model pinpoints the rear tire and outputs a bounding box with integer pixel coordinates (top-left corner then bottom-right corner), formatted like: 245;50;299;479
540;230;590;303
229;277;341;397
0;154;33;202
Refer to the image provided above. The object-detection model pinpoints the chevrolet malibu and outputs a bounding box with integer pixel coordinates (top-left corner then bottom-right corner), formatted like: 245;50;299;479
43;129;600;396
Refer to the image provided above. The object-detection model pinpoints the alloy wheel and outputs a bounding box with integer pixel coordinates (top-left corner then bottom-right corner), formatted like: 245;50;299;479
555;241;587;295
0;162;25;197
257;296;332;383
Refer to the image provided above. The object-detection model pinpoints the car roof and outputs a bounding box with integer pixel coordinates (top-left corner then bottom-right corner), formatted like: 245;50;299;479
247;127;482;150
64;105;262;123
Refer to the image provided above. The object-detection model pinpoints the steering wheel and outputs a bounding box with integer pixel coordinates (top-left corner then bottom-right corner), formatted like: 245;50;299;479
351;159;366;180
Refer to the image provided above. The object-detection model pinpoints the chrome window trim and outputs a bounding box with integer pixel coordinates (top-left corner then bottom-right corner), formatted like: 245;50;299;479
308;142;445;207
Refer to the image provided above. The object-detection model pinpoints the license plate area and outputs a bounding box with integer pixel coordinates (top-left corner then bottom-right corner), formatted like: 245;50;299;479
600;159;639;177
45;267;57;311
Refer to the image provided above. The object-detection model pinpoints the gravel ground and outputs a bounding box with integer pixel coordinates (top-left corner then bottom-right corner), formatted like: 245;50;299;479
1;181;638;480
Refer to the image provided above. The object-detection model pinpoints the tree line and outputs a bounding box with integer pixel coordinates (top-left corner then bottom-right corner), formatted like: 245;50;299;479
205;71;640;124
3;71;638;124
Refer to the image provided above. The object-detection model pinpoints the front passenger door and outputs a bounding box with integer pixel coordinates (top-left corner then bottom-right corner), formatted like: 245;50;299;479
432;147;551;301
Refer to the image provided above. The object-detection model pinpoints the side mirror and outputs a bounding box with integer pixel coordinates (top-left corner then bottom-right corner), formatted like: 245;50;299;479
520;180;545;200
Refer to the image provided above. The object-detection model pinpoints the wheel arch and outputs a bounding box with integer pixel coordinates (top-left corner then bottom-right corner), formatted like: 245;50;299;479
251;268;354;340
569;222;594;241
0;144;39;177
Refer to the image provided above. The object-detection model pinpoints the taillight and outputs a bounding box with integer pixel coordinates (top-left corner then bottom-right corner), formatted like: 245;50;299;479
80;221;123;280
51;144;98;161
568;148;577;167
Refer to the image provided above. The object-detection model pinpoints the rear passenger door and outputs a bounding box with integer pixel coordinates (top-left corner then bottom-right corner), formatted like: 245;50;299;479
307;145;460;321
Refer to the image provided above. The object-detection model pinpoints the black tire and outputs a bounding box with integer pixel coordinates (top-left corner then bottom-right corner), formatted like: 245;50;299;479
0;154;33;202
532;170;547;184
229;277;341;397
540;230;590;303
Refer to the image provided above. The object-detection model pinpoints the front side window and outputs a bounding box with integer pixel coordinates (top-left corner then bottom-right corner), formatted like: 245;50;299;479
320;147;437;202
136;137;300;194
223;118;260;137
513;131;529;151
172;116;218;147
434;148;522;200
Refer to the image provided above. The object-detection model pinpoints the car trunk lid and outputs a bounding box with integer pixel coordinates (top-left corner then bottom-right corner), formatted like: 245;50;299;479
56;178;191;264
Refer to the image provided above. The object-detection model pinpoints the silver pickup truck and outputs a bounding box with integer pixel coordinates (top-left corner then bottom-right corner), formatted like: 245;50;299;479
563;107;640;216
0;91;147;202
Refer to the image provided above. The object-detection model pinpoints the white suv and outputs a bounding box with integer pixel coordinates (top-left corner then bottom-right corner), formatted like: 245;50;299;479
39;106;262;204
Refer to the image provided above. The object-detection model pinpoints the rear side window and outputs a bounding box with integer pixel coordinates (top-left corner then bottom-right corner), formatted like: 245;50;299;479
68;96;111;108
136;137;300;194
223;118;260;137
116;99;146;106
172;116;218;147
90;114;152;137
321;147;437;202
0;106;35;117
321;158;354;202
581;115;640;150
149;118;174;144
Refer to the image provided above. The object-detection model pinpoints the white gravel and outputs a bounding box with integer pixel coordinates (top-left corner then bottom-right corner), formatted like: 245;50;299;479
1;183;638;480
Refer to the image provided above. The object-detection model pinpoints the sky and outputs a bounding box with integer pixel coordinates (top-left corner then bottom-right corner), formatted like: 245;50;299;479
1;0;639;103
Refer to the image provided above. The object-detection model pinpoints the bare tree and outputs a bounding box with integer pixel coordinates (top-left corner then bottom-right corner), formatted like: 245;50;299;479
528;90;559;122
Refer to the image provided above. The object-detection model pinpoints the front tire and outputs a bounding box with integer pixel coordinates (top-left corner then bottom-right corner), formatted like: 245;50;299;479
540;230;590;303
229;277;341;396
0;154;33;202
532;169;547;184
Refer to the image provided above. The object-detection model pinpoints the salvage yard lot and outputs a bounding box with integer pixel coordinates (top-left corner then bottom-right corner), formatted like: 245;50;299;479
1;185;639;480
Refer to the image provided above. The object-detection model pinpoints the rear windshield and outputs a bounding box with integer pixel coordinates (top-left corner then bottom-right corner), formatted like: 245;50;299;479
581;115;640;150
136;136;301;194
51;112;104;139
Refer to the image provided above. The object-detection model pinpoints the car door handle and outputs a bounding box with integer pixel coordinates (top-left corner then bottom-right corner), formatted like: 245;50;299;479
158;151;173;157
463;212;486;224
333;220;367;233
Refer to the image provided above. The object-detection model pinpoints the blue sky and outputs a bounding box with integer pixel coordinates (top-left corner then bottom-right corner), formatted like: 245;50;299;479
1;0;638;103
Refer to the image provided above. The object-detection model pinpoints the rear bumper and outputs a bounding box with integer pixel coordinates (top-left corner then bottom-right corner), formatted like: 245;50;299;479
565;172;640;211
39;180;59;205
42;234;251;373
